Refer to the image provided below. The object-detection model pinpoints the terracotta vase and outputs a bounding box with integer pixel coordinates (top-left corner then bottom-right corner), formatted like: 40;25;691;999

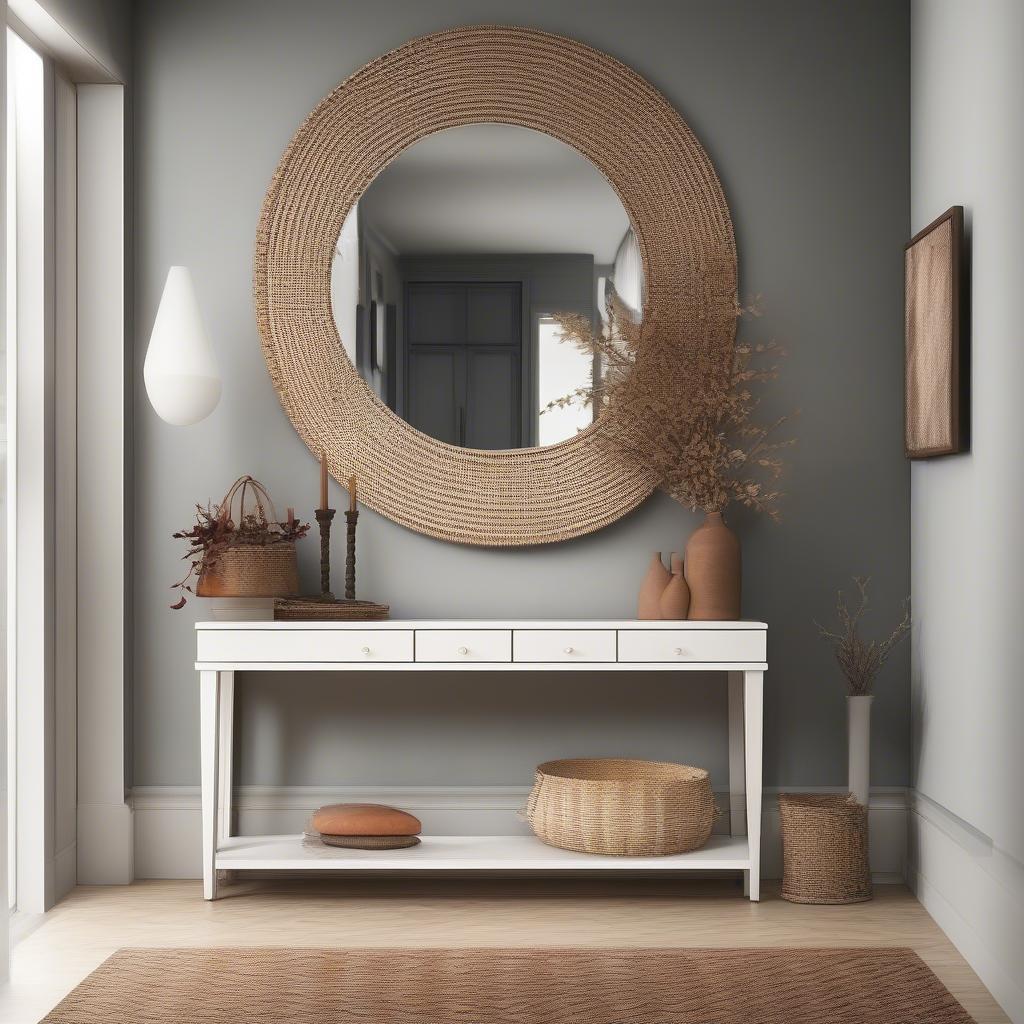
637;551;671;620
659;553;691;620
684;511;741;620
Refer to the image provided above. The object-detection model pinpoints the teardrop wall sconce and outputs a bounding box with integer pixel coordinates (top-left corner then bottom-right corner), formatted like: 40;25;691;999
144;266;222;426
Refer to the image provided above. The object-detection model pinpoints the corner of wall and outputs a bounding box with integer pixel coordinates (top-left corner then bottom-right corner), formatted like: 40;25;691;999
77;801;134;884
908;792;1024;1023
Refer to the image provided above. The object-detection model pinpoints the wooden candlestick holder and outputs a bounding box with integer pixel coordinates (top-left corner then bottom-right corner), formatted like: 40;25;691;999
315;508;336;599
344;509;358;599
274;506;388;621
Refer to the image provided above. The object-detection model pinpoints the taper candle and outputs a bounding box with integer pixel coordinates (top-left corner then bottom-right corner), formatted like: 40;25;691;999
348;475;357;513
320;453;328;510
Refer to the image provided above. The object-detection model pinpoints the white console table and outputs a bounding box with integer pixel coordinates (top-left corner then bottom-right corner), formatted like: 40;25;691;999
195;620;766;901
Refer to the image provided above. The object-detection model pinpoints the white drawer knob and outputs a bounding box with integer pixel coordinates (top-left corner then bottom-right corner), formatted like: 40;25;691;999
361;646;371;655
674;647;684;656
564;646;574;654
457;646;469;655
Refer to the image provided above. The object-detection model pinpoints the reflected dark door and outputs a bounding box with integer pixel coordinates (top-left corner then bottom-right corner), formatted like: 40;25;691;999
407;347;461;445
404;282;522;448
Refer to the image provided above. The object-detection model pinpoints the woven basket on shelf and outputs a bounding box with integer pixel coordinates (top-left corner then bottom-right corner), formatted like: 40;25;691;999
525;758;716;857
195;476;300;599
778;793;872;904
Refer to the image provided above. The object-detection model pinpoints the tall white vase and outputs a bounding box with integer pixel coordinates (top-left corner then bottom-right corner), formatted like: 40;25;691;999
847;695;873;806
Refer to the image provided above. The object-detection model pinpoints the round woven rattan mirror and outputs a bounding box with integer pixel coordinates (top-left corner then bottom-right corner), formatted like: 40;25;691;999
255;25;737;546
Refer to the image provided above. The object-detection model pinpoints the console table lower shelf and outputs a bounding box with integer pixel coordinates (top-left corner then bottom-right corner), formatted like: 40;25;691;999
216;834;754;873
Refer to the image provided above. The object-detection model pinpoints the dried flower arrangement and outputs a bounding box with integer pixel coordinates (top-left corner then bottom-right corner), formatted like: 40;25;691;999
171;487;309;609
544;292;794;520
815;577;911;695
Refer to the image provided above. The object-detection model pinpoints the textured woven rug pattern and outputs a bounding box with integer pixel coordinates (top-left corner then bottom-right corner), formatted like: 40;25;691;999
43;946;974;1023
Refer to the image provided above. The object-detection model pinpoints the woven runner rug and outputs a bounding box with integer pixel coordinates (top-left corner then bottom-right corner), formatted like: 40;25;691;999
43;947;974;1023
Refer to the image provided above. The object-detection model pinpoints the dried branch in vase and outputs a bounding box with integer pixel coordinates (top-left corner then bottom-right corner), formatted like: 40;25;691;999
815;576;911;696
546;292;794;520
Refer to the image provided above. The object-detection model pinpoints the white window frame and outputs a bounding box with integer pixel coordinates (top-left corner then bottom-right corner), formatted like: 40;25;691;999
2;3;129;953
0;3;9;973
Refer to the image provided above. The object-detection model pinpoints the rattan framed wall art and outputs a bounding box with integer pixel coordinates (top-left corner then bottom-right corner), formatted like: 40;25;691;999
255;25;739;546
904;205;969;458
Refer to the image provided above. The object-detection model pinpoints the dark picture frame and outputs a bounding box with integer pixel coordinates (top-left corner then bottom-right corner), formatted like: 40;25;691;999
904;205;969;458
368;300;380;372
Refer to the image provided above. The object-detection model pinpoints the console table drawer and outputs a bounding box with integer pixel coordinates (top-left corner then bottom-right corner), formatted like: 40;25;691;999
196;629;414;663
618;630;765;664
416;629;511;662
513;629;616;663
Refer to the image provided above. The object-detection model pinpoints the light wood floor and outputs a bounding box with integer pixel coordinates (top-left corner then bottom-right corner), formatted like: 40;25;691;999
0;878;1008;1023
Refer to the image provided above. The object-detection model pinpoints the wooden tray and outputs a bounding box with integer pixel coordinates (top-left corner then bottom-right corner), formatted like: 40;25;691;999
274;597;390;621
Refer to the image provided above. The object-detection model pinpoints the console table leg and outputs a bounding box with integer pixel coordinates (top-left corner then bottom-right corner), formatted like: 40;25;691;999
743;670;764;902
200;670;221;901
727;671;746;837
217;672;235;844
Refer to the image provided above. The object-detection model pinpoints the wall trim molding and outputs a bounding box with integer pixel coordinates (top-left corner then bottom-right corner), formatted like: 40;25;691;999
131;783;912;810
908;791;1024;1024
53;840;76;902
9;910;47;948
131;784;908;883
131;785;529;812
75;83;130;890
7;1;122;84
78;801;133;884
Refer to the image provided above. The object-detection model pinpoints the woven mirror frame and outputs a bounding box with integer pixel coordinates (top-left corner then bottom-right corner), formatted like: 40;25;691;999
255;25;737;546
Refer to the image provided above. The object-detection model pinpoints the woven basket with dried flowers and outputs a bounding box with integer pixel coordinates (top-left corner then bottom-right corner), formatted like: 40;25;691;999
171;476;310;609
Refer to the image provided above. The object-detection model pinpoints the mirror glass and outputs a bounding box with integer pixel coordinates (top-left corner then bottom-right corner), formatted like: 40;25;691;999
331;124;644;449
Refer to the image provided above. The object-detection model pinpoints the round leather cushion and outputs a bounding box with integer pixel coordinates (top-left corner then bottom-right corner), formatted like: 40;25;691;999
311;802;422;836
320;834;421;850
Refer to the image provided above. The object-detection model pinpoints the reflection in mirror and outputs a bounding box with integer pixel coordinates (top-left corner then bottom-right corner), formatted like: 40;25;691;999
330;124;644;450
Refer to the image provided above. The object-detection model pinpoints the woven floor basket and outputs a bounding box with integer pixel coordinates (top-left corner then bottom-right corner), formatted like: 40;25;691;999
525;758;716;856
778;793;872;904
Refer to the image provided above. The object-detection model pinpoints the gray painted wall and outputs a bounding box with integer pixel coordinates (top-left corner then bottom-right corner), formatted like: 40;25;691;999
133;0;910;792
910;0;1024;863
908;6;1024;1013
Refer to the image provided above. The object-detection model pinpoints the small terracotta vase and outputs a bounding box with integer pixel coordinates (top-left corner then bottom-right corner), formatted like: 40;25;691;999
638;551;671;620
684;511;741;620
659;553;691;619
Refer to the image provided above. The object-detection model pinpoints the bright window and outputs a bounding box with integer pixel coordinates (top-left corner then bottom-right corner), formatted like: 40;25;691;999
536;316;595;447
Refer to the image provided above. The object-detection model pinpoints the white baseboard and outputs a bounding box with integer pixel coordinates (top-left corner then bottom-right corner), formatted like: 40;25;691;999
9;910;46;947
908;791;1024;1024
53;840;77;902
131;785;908;883
78;801;134;884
